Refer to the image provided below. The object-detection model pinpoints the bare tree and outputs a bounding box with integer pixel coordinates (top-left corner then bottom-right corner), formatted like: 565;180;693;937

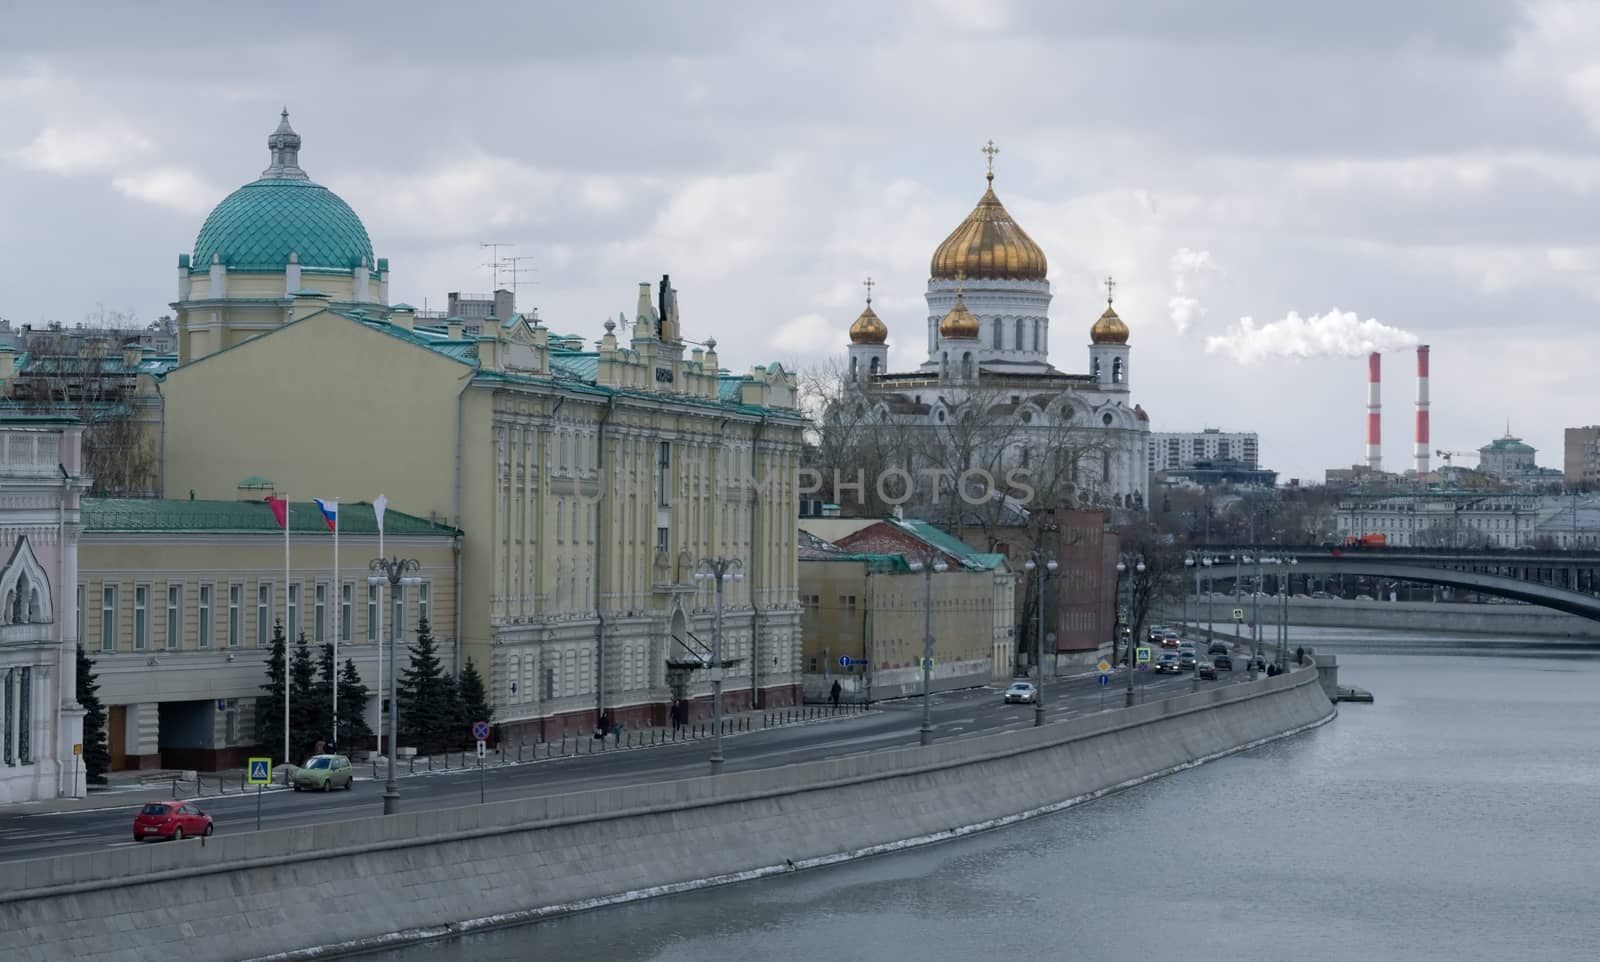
1113;535;1185;668
11;333;158;496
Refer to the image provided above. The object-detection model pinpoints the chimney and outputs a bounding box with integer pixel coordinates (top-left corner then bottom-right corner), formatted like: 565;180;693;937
1414;345;1430;477
1366;352;1382;471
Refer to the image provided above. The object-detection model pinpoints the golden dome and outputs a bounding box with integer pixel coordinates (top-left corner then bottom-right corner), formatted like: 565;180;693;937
938;290;980;340
930;173;1048;282
1090;302;1129;344
849;303;888;344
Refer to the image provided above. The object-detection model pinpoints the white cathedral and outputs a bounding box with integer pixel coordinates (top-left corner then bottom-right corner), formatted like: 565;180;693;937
841;149;1150;511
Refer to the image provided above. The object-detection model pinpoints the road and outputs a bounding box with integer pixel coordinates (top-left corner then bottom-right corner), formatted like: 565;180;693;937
0;662;1258;865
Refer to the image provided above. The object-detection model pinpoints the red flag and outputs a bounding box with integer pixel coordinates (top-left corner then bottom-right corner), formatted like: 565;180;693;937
265;496;288;530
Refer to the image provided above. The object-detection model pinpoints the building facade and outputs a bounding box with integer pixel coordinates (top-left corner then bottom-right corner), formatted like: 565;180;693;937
838;156;1150;511
1337;492;1546;548
1148;428;1260;472
157;114;807;743
0;415;88;803
77;498;457;771
1564;426;1600;489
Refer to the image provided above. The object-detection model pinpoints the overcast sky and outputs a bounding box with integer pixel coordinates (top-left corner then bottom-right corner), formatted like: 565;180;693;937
3;0;1598;481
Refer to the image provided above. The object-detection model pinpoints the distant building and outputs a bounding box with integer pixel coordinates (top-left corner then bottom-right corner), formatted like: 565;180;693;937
1159;459;1278;490
1478;427;1540;482
415;291;518;336
1564;426;1600;489
1334;491;1582;548
1148;428;1260;472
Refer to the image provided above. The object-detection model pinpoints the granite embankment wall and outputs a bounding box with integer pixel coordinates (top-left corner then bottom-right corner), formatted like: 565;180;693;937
1187;596;1600;639
0;666;1334;962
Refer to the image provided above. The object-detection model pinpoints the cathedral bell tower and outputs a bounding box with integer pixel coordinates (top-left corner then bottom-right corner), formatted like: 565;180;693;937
846;276;888;384
1089;276;1130;393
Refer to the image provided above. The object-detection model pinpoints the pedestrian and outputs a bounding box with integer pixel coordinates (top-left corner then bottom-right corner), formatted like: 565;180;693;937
597;711;609;740
1296;646;1305;666
829;679;842;708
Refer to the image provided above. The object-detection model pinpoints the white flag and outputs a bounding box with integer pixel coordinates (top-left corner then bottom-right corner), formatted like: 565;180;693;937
373;494;388;535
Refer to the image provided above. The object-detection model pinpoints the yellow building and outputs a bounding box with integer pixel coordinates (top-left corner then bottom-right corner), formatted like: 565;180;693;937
78;498;458;771
156;114;807;741
799;520;1015;700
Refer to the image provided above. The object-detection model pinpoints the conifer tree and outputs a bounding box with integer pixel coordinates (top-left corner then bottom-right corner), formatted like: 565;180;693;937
76;646;110;785
398;618;453;754
337;658;374;751
256;620;288;763
458;657;492;748
289;632;319;761
316;643;336;749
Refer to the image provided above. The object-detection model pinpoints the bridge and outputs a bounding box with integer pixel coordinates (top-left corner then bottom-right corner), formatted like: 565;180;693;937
1193;545;1600;621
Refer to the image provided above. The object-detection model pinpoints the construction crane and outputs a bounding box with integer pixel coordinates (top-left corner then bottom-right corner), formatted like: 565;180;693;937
1435;449;1480;467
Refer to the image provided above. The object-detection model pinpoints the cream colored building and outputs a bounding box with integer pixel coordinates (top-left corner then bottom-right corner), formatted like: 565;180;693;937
78;498;457;770
799;520;1015;700
156;113;807;742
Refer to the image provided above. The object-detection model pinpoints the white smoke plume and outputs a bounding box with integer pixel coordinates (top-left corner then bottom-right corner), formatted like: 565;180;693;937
1204;308;1419;364
1167;247;1215;334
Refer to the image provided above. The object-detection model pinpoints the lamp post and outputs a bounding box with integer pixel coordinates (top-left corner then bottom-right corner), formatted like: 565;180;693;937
694;556;743;775
1185;552;1215;690
369;556;420;815
1279;557;1298;666
908;554;950;745
1115;554;1145;708
1023;551;1058;727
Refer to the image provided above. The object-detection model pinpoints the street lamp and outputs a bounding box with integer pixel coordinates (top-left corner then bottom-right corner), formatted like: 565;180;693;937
1279;557;1298;667
907;554;950;745
1023;552;1058;727
1115;554;1145;708
368;556;420;815
693;556;743;775
1185;552;1216;690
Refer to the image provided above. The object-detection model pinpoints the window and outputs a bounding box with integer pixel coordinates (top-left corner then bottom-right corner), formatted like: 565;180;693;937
1;669;11;765
166;584;182;649
287;583;301;640
657;441;671;507
341;583;353;643
228;585;241;648
1112;357;1123;383
198;584;213;649
257;583;271;647
224;702;238;744
101;585;117;651
1033;319;1041;352
657;526;669;553
418;582;431;627
392;585;406;633
991;319;1001;349
134;584;149;650
314;583;327;643
367;584;379;641
1015;317;1024;350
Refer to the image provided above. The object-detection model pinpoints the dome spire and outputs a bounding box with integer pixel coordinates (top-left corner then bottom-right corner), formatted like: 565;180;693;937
982;138;999;184
929;141;1048;281
1091;274;1129;344
848;274;888;345
262;108;309;181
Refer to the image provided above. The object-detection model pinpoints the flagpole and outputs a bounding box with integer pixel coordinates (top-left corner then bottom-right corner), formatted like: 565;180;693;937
284;495;292;767
331;503;339;752
375;495;387;766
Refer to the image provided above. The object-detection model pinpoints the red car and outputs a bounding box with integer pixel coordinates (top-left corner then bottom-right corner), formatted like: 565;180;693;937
132;800;214;841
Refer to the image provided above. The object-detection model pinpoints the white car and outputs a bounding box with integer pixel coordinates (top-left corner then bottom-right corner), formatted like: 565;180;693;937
1004;681;1038;704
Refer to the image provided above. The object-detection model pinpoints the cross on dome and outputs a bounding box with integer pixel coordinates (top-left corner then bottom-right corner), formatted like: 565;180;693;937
1104;275;1117;305
863;275;875;306
982;139;999;183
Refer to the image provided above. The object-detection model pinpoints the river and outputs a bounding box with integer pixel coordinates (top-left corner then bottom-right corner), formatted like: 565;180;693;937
370;631;1600;962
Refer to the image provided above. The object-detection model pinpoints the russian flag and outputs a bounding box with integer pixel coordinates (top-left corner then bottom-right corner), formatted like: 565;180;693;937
313;498;338;532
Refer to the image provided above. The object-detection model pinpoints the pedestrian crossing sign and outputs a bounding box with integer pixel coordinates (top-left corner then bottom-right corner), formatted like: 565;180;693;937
1136;646;1152;663
247;757;272;786
1232;608;1245;622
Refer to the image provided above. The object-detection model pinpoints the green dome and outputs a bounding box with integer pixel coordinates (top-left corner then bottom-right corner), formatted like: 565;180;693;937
192;178;374;273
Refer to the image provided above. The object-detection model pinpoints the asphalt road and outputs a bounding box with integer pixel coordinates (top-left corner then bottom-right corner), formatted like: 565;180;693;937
0;661;1259;865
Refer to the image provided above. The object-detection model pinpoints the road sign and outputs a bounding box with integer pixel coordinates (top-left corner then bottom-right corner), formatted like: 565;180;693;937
471;720;491;741
72;743;82;756
1136;646;1152;663
838;655;866;667
1097;673;1110;687
919;657;936;670
1117;607;1129;623
247;757;272;786
1097;660;1111;673
1232;607;1245;622
476;739;487;759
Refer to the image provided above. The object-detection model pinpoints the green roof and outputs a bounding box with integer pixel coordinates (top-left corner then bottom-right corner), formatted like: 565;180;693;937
802;552;912;573
888;518;1006;570
192;179;374;273
82;499;458;537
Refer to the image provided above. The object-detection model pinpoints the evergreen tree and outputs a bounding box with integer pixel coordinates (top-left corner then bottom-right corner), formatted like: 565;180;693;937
289;632;320;761
398;618;453;754
76;646;110;785
316;643;336;749
458;657;492;748
336;658;374;751
256;620;288;763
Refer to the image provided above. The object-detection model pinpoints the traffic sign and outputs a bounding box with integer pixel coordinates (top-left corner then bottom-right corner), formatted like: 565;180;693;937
838;655;867;667
1097;660;1111;673
1117;607;1129;623
1136;646;1152;663
1097;673;1110;687
919;657;936;670
1232;608;1245;622
476;740;487;759
72;743;82;756
471;720;491;741
247;757;272;786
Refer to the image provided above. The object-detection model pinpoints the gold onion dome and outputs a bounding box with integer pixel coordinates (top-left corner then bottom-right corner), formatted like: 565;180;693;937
849;304;888;345
1091;302;1129;344
929;171;1049;281
938;290;981;339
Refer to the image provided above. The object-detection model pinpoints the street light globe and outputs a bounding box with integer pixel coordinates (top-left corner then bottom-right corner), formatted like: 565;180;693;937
1116;561;1127;573
1203;557;1213;568
909;561;925;573
1136;562;1147;573
1045;560;1058;574
1024;559;1036;571
933;561;949;573
1185;557;1195;567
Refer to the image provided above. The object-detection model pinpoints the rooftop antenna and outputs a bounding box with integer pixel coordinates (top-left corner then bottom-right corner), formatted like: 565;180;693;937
501;255;538;306
480;242;514;290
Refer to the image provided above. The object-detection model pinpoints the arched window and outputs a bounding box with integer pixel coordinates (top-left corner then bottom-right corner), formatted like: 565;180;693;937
869;356;880;375
941;351;949;378
1015;318;1024;350
1092;356;1101;377
992;320;1002;349
1032;319;1040;352
849;356;858;381
962;353;974;380
1112;358;1124;383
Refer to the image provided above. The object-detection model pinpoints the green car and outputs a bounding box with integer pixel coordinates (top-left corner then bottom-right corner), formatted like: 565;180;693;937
291;754;354;792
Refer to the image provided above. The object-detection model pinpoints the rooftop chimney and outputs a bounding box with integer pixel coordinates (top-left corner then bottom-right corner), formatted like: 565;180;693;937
1414;345;1430;477
1367;352;1382;471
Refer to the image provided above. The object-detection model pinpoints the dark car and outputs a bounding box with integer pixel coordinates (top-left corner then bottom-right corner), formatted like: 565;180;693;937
1251;654;1267;672
1198;661;1217;680
1213;653;1233;671
1207;641;1229;655
1178;651;1198;670
1155;652;1182;674
132;801;213;841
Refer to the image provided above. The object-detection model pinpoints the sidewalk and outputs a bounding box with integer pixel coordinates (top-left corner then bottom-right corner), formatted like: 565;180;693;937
0;701;873;818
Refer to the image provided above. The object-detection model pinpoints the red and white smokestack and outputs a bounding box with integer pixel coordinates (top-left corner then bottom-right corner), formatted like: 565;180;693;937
1414;345;1430;476
1366;351;1382;471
